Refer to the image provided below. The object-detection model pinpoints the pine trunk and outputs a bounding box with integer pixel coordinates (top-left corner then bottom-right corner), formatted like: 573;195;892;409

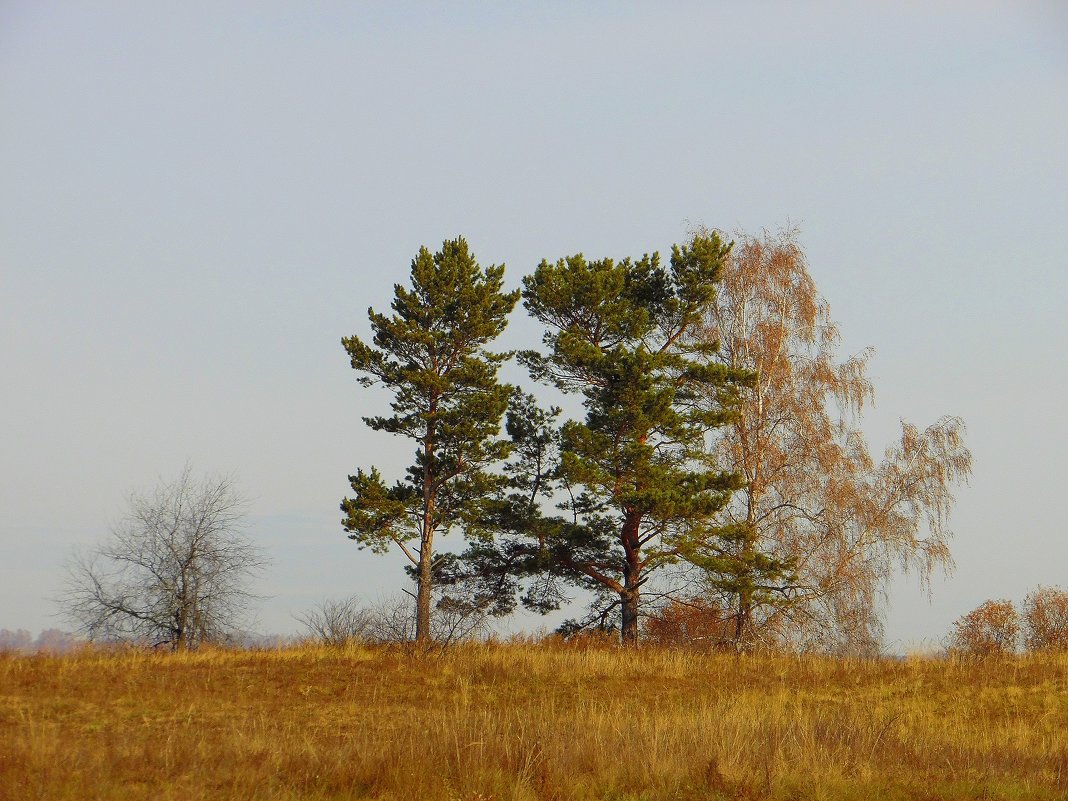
734;593;751;650
415;550;432;643
621;510;642;645
416;414;436;644
620;588;640;645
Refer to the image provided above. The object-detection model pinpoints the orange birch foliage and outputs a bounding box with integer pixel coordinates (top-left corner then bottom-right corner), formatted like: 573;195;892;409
948;599;1020;656
693;226;973;652
643;597;734;649
1022;586;1068;652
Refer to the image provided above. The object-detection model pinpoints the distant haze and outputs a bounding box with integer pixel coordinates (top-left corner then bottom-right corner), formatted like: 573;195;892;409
2;2;1066;650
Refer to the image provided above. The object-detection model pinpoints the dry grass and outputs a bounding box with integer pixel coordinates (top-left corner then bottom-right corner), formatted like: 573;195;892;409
1;643;1066;800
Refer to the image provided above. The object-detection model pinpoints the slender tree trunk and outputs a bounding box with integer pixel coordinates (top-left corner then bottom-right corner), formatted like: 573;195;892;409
174;574;188;651
734;591;751;650
731;544;756;650
732;488;757;651
416;412;436;644
415;495;435;643
620;588;640;645
174;608;188;652
620;510;642;645
416;543;433;643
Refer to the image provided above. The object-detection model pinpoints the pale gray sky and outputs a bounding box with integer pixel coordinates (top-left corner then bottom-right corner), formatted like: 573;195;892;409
2;1;1066;648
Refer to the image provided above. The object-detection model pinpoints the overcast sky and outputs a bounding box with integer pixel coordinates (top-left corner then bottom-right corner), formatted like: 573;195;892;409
2;1;1066;649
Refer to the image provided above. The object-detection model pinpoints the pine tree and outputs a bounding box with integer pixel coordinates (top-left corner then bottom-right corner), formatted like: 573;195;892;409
506;233;754;644
340;238;518;642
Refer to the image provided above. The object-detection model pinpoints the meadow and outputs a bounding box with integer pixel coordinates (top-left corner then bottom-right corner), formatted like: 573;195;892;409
1;643;1066;801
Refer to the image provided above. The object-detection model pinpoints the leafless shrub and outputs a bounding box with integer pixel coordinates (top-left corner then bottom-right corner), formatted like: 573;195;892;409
947;599;1019;656
379;590;493;652
1022;586;1068;653
296;596;378;646
298;590;491;652
431;592;492;645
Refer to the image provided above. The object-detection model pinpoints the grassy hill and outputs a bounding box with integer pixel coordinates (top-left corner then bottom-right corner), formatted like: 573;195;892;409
2;643;1066;800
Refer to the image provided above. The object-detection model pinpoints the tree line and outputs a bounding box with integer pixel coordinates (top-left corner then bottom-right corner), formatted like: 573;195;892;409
59;227;978;652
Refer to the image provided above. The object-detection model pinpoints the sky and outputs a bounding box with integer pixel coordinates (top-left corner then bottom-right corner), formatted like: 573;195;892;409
2;1;1066;650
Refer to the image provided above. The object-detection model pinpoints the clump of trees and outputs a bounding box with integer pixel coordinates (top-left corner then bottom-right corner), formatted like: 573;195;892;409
47;226;986;653
296;596;378;646
61;466;266;651
341;228;975;650
947;587;1068;655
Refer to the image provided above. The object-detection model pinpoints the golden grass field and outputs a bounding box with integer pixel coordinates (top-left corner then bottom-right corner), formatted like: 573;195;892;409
1;643;1066;800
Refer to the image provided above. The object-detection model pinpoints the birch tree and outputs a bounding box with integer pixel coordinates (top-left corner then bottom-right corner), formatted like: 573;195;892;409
691;226;972;651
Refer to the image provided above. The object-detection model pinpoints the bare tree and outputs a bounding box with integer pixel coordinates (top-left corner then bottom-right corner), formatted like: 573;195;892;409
691;226;973;651
61;466;266;650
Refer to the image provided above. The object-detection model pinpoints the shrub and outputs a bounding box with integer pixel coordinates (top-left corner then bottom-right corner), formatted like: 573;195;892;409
296;596;377;646
644;598;734;649
947;599;1019;656
1021;586;1068;652
297;593;491;649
